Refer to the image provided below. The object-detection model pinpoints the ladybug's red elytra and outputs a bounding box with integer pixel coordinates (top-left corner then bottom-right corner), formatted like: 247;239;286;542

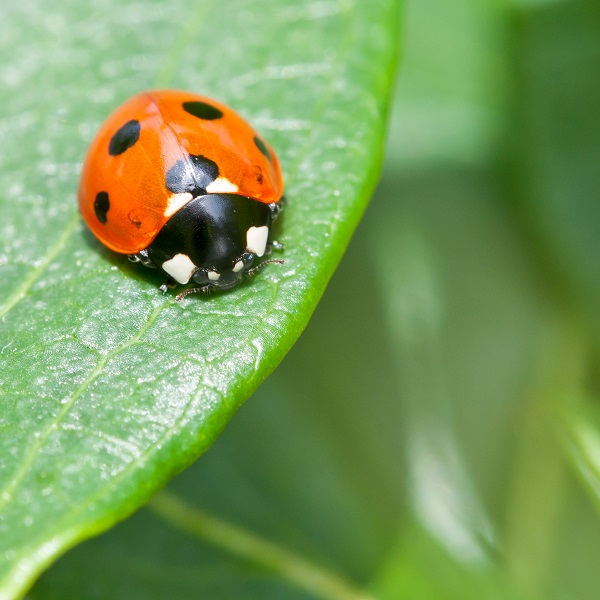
78;90;285;299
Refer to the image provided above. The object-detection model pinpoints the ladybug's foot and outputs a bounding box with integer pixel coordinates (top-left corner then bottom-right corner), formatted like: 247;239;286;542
158;277;177;294
176;286;211;301
265;240;284;255
268;200;284;221
128;249;154;268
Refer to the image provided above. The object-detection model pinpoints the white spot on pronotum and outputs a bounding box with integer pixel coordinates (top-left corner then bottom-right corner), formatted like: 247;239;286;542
206;177;239;194
164;192;193;217
161;254;197;284
207;270;220;281
246;226;268;257
232;260;244;273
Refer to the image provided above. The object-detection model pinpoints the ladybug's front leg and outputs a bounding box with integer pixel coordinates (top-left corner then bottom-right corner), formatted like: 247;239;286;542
265;240;284;256
266;199;285;255
158;277;177;295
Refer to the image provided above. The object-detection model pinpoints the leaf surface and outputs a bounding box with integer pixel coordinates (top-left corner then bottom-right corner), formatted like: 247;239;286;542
0;0;400;596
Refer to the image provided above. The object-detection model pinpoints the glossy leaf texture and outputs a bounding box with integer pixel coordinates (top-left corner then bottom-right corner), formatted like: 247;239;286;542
0;0;399;597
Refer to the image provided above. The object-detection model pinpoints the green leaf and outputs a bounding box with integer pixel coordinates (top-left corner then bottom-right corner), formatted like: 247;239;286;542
0;0;400;596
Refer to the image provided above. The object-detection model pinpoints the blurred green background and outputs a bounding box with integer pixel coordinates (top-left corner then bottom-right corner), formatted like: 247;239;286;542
31;0;600;598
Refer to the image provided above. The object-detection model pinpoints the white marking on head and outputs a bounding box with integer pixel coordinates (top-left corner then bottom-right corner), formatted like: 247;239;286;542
232;260;244;273
161;254;197;284
205;177;239;194
246;226;268;257
207;270;220;281
164;192;194;217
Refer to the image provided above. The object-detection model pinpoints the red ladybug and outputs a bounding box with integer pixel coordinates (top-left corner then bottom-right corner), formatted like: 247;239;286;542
79;90;284;299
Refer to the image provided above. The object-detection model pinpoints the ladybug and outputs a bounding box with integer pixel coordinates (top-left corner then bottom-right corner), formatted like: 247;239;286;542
79;90;284;300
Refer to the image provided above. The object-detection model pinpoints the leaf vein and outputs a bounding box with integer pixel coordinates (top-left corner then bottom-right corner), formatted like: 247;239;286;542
0;300;170;511
0;212;79;321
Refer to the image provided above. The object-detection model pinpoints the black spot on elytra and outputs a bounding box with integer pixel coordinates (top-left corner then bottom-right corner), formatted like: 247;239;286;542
108;120;141;156
253;136;271;162
182;101;223;120
94;191;110;224
165;154;219;195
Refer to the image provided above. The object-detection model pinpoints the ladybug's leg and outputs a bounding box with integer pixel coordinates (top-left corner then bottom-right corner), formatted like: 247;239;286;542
128;249;155;268
266;198;285;255
268;201;283;221
265;240;285;255
158;277;177;295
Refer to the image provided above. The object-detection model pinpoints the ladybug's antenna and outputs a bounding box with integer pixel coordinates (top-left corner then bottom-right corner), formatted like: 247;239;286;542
245;259;284;276
176;285;211;301
176;260;284;301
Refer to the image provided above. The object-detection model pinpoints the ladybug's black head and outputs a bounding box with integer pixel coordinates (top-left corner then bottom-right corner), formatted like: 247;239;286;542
190;252;255;290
